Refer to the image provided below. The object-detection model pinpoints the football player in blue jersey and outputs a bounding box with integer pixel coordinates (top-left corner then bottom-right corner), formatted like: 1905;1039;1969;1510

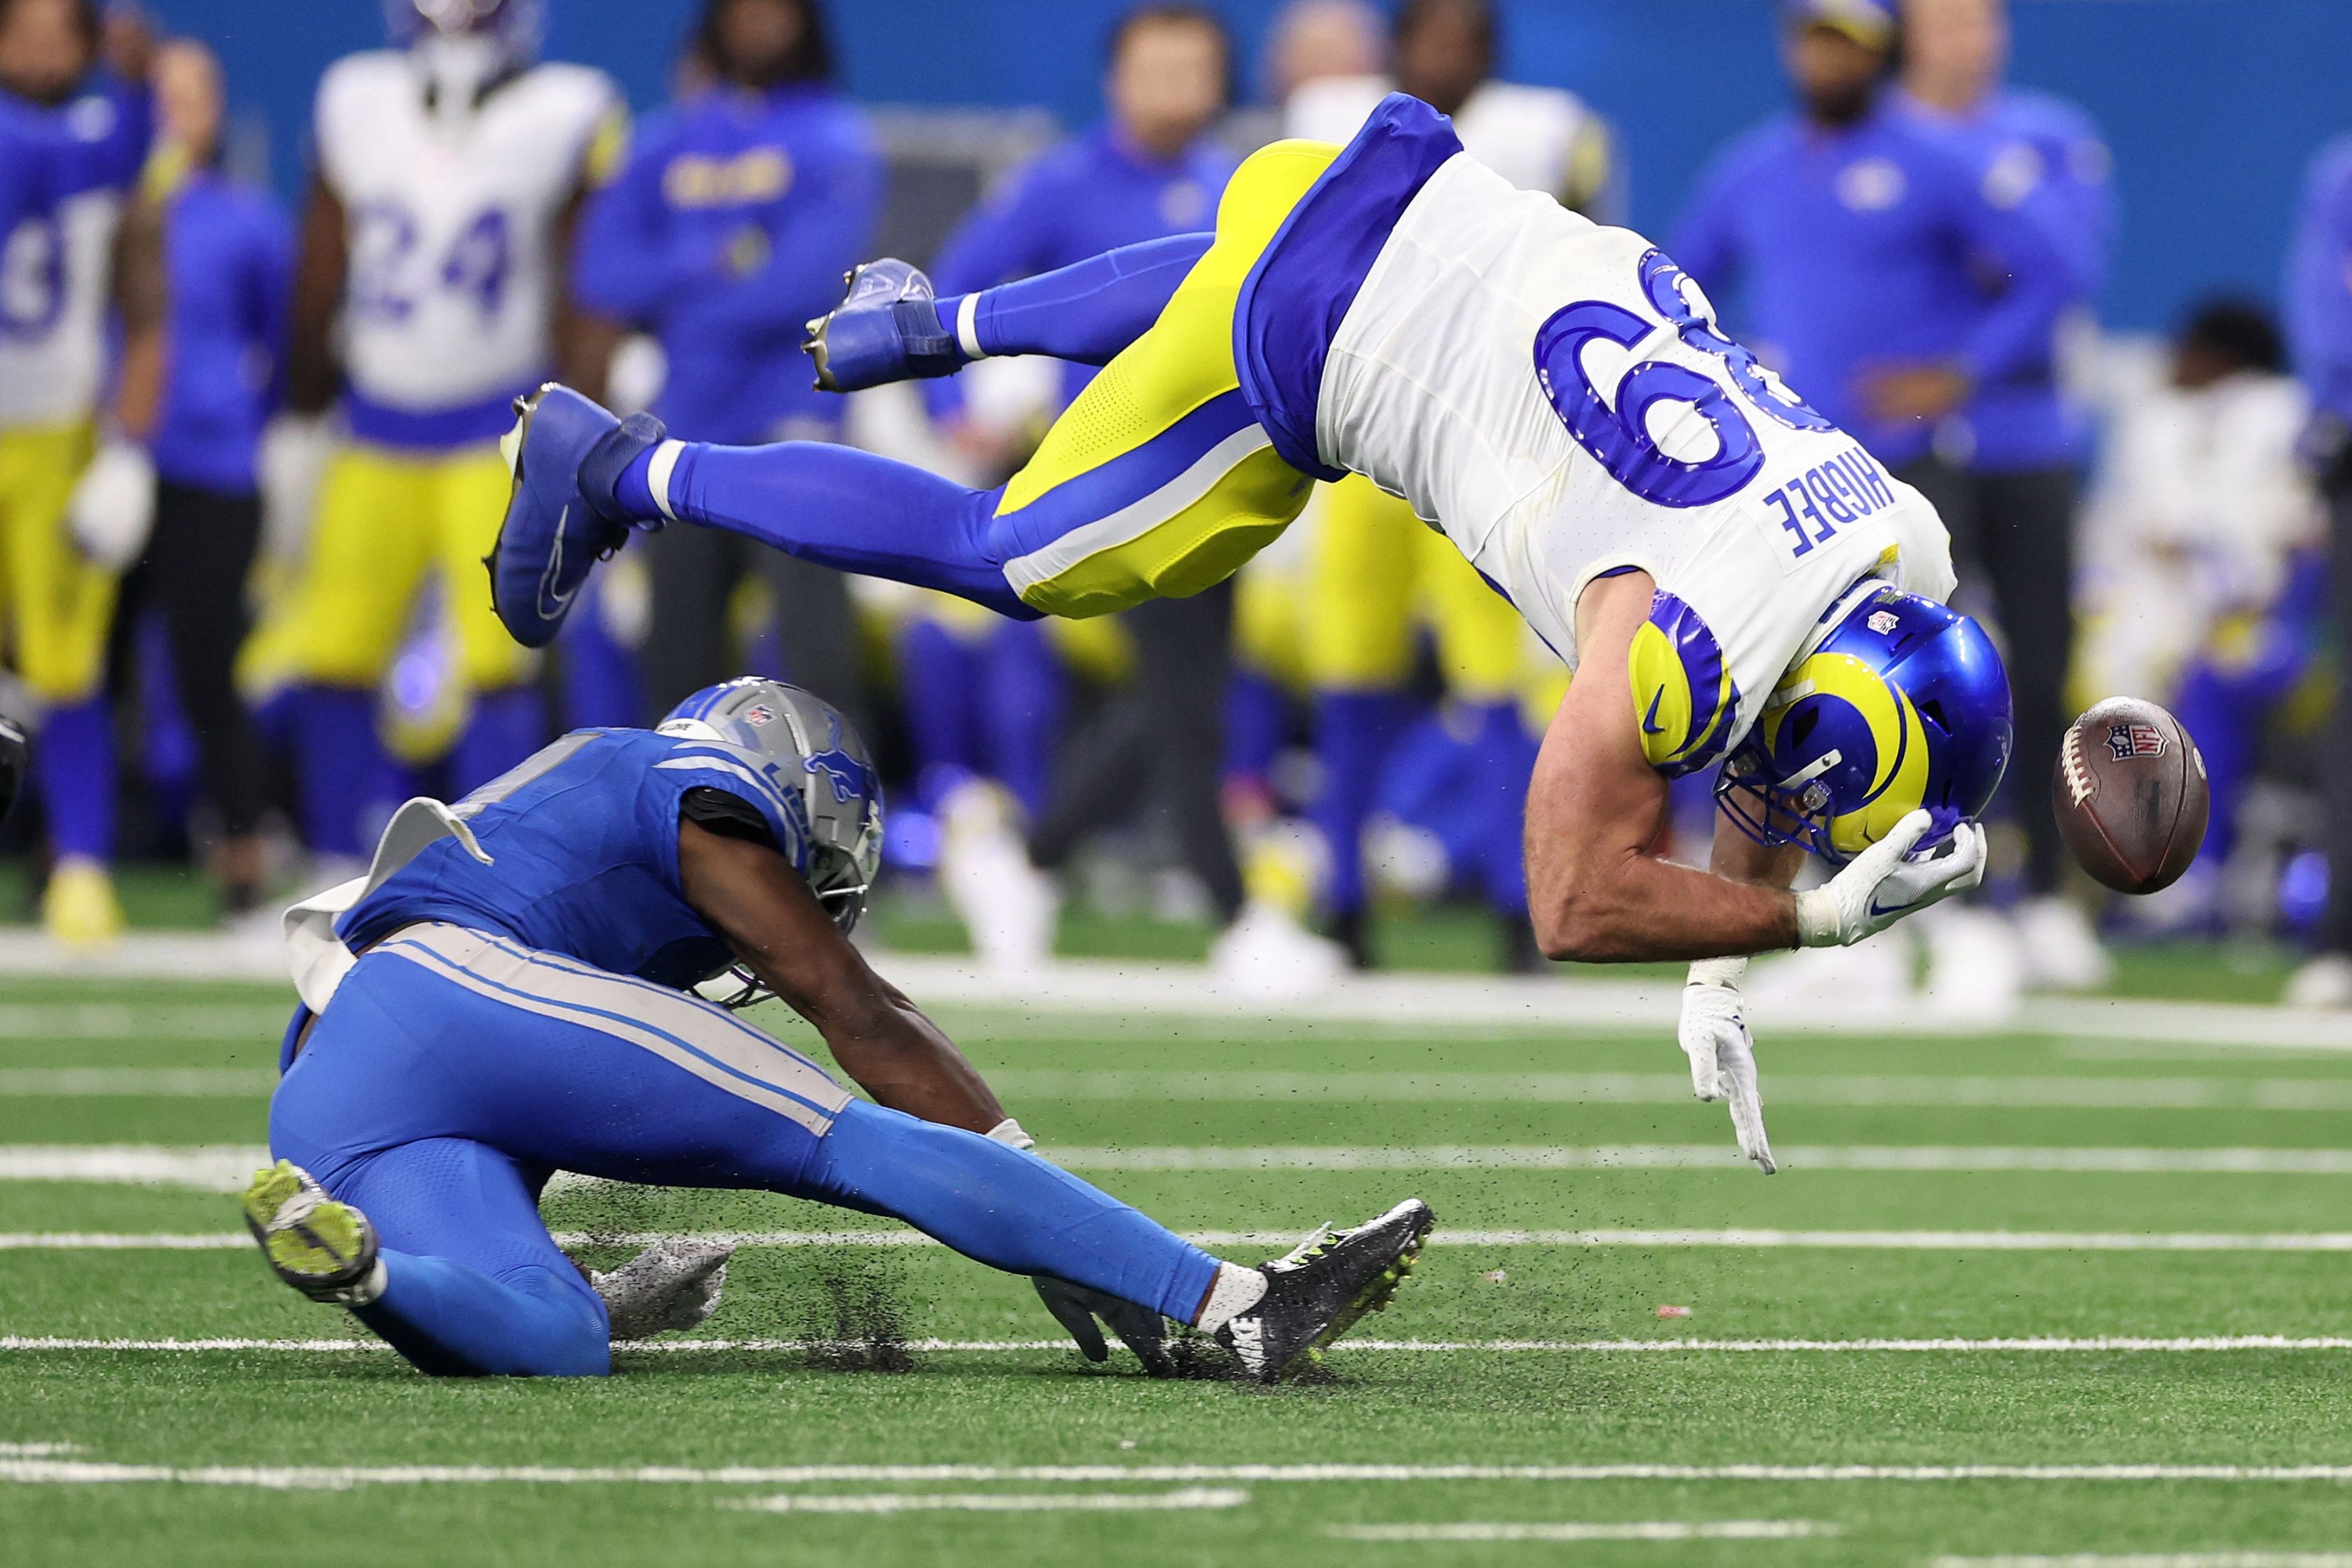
244;677;1429;1381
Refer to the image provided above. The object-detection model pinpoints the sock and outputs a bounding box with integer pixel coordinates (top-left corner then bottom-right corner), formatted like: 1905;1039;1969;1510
962;233;1210;365
36;696;114;862
802;1099;1221;1323
666;441;1036;619
295;687;387;861
355;1254;609;1377
450;685;545;797
1191;1262;1269;1332
614;441;682;524
1311;690;1413;916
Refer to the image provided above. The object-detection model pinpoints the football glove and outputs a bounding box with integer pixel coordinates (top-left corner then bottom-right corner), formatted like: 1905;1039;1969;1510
1033;1276;1173;1376
1795;810;1986;948
67;440;155;571
1679;956;1774;1174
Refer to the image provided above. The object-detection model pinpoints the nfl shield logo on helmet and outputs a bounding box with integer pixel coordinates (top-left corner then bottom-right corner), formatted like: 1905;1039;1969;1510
743;705;775;726
2105;721;2166;761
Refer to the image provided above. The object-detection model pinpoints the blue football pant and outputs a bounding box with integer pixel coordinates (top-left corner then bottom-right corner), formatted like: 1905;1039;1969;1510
270;924;1223;1376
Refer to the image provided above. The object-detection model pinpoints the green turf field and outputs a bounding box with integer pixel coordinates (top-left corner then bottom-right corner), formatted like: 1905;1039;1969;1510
4;975;2351;1565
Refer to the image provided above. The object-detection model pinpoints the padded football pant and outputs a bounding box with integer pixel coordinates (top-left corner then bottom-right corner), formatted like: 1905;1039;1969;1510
270;924;1224;1376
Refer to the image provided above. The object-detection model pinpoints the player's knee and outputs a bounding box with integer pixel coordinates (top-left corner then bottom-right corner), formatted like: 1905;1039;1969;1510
490;1266;612;1377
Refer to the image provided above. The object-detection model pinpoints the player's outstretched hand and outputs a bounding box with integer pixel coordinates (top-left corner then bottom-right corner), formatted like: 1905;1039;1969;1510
1795;810;1986;949
1033;1276;1173;1376
1679;956;1774;1174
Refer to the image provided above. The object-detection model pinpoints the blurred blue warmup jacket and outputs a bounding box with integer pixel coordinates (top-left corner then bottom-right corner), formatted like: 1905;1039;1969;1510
574;84;881;445
925;122;1237;417
151;169;292;493
1896;85;2114;473
1670;96;2082;473
2288;134;2352;430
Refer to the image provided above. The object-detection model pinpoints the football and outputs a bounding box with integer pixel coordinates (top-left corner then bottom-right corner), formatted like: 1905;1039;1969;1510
2052;698;2211;895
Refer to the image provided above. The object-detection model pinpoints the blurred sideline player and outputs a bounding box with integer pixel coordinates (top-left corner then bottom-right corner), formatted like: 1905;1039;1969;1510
75;40;289;920
0;0;151;943
573;0;880;731
494;91;2015;1170
1280;0;1618;971
247;676;1428;1380
260;0;622;876
1893;0;2116;989
2077;302;2321;932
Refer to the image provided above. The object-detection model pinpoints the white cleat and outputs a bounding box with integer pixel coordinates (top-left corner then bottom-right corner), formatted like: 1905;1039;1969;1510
936;779;1059;974
2013;895;2114;992
2285;952;2352;1010
1209;899;1348;1001
590;1237;733;1341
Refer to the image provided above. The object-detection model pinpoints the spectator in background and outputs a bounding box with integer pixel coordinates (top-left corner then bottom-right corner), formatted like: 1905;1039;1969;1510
917;4;1341;988
1893;0;2114;983
96;39;289;920
1671;0;2081;1006
266;0;623;878
1276;0;1617;973
1260;0;1381;106
2281;129;2352;1006
0;0;152;946
2080;303;2321;932
574;0;880;730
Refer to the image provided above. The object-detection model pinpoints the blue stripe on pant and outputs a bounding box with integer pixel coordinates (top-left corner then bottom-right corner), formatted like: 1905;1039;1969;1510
270;924;1222;1376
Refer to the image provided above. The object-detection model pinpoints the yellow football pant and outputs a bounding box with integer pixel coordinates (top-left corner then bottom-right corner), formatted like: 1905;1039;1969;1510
1305;474;1526;702
0;423;116;703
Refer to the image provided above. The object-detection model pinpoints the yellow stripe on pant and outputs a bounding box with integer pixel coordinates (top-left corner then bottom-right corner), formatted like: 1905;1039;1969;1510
994;140;1339;620
0;423;117;703
258;441;535;692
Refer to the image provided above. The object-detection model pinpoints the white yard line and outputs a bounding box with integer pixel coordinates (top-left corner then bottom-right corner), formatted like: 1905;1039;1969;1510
1929;1557;2352;1568
6;1335;2350;1356
728;1487;1248;1514
1330;1519;1837;1541
0;1069;276;1097
18;1226;2352;1252
24;1143;2352;1192
5;1459;2352;1486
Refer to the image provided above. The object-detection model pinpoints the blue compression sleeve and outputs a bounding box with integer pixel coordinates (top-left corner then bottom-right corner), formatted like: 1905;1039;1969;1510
357;1254;610;1377
935;233;1210;368
38;697;114;862
662;441;1038;619
800;1100;1221;1322
1312;691;1413;917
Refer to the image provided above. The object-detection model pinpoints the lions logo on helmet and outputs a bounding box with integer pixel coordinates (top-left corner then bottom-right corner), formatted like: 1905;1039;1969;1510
660;678;884;933
1717;585;2011;862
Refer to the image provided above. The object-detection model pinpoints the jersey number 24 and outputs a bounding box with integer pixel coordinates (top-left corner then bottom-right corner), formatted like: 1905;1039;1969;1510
350;202;511;323
1534;250;1830;509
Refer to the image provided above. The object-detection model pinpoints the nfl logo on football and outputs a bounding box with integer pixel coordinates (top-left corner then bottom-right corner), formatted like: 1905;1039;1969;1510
2105;721;2167;761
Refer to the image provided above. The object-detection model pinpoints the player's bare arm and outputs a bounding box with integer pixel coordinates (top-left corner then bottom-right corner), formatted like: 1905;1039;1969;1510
676;817;1010;1134
1525;569;1804;963
551;180;622;405
286;171;348;416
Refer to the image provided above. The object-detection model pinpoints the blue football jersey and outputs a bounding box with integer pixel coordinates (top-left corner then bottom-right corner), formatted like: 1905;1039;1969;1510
339;728;811;989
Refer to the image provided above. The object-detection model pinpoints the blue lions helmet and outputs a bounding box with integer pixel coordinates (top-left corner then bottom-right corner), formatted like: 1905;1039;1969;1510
1717;584;2012;863
659;677;884;934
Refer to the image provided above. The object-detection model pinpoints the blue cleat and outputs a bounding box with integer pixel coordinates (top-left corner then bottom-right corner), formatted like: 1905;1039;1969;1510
485;383;664;649
803;260;960;394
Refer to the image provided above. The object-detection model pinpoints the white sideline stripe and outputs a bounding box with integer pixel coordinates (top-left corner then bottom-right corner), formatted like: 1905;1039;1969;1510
30;1143;2352;1192
729;1487;1248;1515
0;1069;275;1097
8;1335;2352;1356
1930;1558;2352;1568
22;1228;2352;1253
7;1459;2352;1486
1330;1519;1837;1542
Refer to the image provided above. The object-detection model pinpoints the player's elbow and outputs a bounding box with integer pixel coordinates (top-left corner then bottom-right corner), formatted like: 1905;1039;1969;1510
1532;887;1616;964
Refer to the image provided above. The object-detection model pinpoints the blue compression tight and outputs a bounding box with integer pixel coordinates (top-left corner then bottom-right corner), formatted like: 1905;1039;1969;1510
613;234;1214;619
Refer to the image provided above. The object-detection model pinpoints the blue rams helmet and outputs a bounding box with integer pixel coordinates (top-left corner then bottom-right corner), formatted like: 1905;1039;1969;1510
1716;583;2012;862
659;677;884;934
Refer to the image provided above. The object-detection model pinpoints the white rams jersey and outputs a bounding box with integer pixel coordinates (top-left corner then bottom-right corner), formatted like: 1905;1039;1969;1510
1286;76;1615;216
316;52;618;414
0;96;131;426
1319;152;1956;767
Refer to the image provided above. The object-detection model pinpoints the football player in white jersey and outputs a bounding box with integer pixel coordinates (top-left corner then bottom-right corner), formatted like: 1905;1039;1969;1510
0;0;151;944
256;0;623;877
1273;0;1624;971
493;93;2013;1171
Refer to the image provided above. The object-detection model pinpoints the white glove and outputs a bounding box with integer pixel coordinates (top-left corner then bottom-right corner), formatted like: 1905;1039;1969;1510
1794;810;1987;949
67;440;155;571
1680;956;1774;1174
256;416;332;569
